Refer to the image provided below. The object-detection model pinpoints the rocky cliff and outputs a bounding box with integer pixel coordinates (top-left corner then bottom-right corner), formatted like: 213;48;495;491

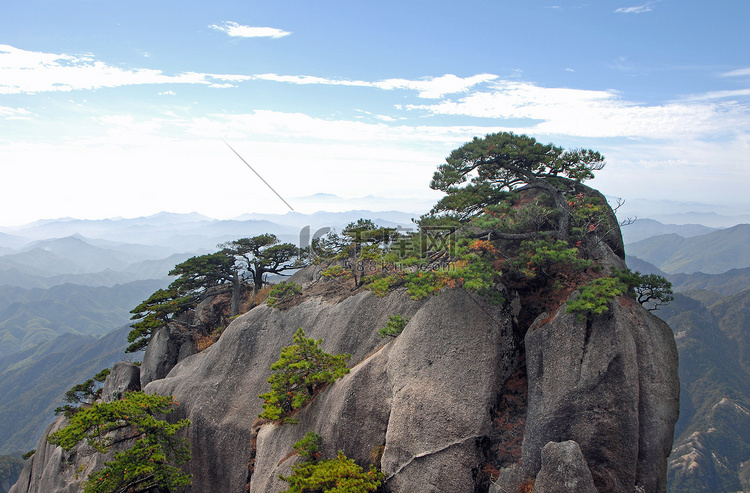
11;249;678;493
9;135;681;492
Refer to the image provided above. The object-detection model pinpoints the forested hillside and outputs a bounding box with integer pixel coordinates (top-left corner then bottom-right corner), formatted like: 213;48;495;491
0;326;131;454
0;280;166;356
627;224;750;274
656;292;750;492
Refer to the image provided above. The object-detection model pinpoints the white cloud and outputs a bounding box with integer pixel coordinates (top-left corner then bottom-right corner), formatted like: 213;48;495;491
178;109;508;147
615;4;653;14
210;74;255;82
406;79;749;139
250;73;498;98
0;44;213;94
0;105;31;119
158;90;176;96
681;88;750;101
720;67;750;78
252;73;369;87
0;44;526;107
209;21;291;38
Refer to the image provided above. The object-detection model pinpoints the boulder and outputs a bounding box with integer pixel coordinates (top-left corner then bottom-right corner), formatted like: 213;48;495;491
139;327;180;387
101;361;141;402
532;440;597;493
522;295;679;493
177;337;196;363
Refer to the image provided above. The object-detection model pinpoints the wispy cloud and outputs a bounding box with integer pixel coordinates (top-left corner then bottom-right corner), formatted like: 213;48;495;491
0;44;494;98
615;4;653;14
0;105;31;119
721;67;750;78
0;44;211;94
2;42;748;149
209;21;291;38
247;73;499;99
406;80;749;139
681;89;750;101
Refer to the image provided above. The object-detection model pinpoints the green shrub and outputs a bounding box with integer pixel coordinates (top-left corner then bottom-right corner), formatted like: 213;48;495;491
362;238;505;305
404;271;444;300
321;265;352;279
280;433;384;493
364;274;400;298
267;281;303;308
292;431;321;461
379;315;409;338
472;198;557;234
259;328;350;423
567;193;615;242
511;237;590;279
566;276;627;319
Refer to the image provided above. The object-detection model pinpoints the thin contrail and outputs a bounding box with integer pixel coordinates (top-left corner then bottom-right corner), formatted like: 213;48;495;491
223;141;294;212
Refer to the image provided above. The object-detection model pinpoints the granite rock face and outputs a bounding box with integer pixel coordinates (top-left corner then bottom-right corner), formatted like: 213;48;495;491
522;294;680;493
148;288;431;492
248;288;516;493
11;267;679;493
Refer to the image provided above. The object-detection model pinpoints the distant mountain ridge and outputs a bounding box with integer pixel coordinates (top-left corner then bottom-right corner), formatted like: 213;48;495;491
626;224;750;274
0;210;419;255
620;218;716;244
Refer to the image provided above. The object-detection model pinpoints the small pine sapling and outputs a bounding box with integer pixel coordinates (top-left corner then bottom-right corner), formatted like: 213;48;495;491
259;328;350;423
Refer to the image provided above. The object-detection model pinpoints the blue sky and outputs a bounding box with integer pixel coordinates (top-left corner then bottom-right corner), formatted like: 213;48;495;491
1;0;749;225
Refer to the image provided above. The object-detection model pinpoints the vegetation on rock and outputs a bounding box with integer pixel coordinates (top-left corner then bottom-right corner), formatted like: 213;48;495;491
259;328;350;423
428;131;605;238
47;391;191;493
566;277;628;320
127;288;192;352
566;268;675;320
614;268;675;310
266;281;303;308
320;265;352;279
279;432;384;493
220;234;301;292
128;234;301;352
378;315;409;338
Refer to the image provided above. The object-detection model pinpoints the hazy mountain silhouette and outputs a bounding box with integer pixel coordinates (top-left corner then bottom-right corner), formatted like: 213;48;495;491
626;224;750;274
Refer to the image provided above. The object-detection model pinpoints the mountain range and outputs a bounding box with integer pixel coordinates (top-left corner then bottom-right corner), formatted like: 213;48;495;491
0;280;166;357
655;292;750;492
625;224;750;274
